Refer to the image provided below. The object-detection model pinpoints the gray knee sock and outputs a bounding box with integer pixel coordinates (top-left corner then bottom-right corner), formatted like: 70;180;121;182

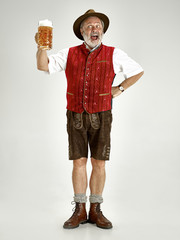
89;194;103;203
74;193;87;203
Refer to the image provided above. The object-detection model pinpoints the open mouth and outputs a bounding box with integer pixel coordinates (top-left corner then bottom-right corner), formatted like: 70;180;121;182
91;35;99;41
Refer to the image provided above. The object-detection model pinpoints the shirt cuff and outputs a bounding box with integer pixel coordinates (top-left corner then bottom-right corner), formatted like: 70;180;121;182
123;67;144;79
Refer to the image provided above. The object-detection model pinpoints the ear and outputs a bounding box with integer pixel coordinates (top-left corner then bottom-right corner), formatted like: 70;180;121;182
80;28;83;37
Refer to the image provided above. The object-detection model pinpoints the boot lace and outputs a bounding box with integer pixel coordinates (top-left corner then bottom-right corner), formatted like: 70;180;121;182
96;203;106;218
71;201;80;216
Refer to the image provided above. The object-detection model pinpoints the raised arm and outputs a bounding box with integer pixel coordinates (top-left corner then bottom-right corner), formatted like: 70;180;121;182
35;33;49;72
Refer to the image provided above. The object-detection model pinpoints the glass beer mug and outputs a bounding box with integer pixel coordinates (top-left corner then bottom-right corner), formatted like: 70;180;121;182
38;19;53;50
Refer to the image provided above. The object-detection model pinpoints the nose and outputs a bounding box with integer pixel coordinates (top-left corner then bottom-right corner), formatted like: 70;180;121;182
92;26;97;31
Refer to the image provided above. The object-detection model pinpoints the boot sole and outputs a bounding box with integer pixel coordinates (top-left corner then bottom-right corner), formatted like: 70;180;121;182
88;220;113;229
63;220;88;229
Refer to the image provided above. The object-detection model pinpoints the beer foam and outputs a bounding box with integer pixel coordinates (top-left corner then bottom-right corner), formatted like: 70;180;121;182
39;19;53;27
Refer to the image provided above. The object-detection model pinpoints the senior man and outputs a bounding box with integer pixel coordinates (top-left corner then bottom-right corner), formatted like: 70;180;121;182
35;9;144;229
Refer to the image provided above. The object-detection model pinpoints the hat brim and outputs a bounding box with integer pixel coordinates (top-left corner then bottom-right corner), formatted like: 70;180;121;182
73;12;109;40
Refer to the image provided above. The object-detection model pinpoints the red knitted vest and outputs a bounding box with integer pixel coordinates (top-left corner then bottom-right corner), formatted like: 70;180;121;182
65;43;115;113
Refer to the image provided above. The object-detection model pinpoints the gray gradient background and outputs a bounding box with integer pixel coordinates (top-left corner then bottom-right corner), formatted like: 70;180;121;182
0;0;180;239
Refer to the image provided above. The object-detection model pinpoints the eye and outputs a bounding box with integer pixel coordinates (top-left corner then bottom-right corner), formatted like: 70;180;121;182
87;25;92;29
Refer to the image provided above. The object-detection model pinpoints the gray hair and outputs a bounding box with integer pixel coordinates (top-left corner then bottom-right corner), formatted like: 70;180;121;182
80;18;104;30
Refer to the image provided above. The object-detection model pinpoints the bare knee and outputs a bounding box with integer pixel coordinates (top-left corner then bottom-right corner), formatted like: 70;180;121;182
91;158;105;171
73;157;87;169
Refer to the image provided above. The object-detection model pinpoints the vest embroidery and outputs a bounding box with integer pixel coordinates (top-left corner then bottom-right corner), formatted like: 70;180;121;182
65;43;115;113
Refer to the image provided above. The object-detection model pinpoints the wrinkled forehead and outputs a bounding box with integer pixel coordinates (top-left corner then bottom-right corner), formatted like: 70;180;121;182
83;16;102;26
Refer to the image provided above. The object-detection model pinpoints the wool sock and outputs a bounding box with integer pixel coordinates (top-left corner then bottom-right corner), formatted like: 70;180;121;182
89;194;103;203
74;193;87;203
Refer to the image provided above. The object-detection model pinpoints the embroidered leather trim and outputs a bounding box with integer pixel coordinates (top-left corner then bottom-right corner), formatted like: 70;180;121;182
99;93;110;96
67;92;74;95
73;112;83;129
89;113;100;129
96;60;108;63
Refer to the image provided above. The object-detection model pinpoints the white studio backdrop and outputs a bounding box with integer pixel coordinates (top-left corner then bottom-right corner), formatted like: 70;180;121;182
0;0;180;239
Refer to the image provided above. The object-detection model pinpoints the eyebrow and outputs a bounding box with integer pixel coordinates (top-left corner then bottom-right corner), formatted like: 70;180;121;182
86;22;101;25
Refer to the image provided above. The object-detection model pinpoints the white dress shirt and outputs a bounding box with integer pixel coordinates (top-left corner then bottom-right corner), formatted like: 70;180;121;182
48;43;143;79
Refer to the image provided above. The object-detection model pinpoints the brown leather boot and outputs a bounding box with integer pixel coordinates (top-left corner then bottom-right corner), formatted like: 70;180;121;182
63;202;88;229
88;203;113;229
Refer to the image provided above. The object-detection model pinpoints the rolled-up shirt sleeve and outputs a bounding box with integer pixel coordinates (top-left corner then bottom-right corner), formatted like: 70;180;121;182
48;48;69;74
113;48;143;79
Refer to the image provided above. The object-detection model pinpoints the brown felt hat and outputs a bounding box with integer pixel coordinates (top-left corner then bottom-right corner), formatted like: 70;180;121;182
73;9;109;40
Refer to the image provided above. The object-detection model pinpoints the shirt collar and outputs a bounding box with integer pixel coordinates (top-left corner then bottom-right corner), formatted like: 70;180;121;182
84;42;102;52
